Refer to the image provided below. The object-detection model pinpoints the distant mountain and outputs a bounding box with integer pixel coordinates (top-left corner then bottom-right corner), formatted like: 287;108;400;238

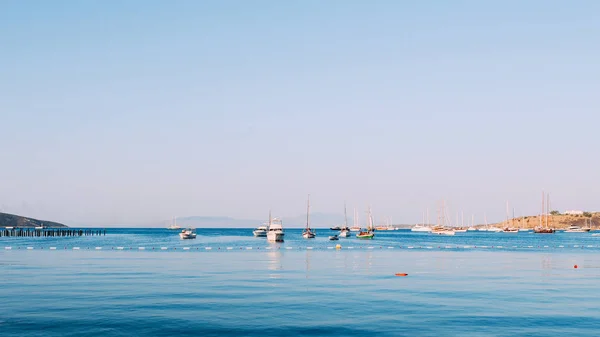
162;213;347;228
0;212;68;228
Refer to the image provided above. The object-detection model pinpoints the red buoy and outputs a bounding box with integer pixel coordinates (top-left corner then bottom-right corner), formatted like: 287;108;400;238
574;264;578;269
395;273;408;277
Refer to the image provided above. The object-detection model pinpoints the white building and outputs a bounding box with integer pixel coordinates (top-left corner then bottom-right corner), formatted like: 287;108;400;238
564;210;584;215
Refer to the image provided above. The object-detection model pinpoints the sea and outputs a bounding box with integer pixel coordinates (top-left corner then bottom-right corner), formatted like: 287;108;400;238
2;228;600;336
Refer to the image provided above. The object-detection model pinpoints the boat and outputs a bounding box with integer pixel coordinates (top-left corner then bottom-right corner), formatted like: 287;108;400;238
534;192;555;234
502;227;519;233
564;225;590;233
330;226;341;230
349;208;361;231
356;207;375;239
339;203;352;237
411;224;432;232
467;226;477;231
167;217;181;230
302;195;316;239
253;226;268;237
454;227;467;233
431;226;456;236
179;228;196;239
5;226;14;230
267;211;285;242
412;211;431;232
430;201;455;235
329;235;339;240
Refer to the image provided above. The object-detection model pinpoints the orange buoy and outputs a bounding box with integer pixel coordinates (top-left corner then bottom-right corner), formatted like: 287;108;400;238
574;264;578;269
395;273;408;277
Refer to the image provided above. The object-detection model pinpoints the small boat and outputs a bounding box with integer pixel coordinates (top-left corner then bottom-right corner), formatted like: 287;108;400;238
454;227;467;233
34;225;44;230
411;224;432;232
467;226;477;231
302;195;316;239
330;226;341;230
356;207;375;239
502;227;519;233
5;226;14;230
253;226;268;237
267;212;285;242
329;235;339;241
179;228;196;239
518;228;530;231
564;225;590;233
534;227;555;234
339;203;351;237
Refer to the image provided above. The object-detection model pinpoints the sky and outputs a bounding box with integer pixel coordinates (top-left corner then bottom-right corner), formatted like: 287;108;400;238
1;0;599;226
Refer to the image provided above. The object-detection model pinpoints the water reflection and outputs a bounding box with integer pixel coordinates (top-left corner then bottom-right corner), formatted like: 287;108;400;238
305;250;311;279
267;249;282;279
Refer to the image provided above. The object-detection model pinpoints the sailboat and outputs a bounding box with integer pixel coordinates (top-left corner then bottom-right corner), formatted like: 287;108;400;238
339;203;351;237
167;217;181;230
534;192;555;234
356;207;375;239
412;209;432;232
267;211;285;242
431;201;455;235
350;208;361;232
502;203;518;233
302;195;316;239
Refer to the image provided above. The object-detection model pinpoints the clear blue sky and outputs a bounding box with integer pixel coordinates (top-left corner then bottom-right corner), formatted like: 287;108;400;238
1;0;598;226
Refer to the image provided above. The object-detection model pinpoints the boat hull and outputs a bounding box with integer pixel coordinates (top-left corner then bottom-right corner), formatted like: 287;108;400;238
253;231;267;237
267;232;284;242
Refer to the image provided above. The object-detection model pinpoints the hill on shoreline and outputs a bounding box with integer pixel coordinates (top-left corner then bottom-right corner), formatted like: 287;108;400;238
0;212;68;228
490;212;600;229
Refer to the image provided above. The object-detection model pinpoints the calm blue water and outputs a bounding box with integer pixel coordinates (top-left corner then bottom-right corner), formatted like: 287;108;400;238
2;228;600;336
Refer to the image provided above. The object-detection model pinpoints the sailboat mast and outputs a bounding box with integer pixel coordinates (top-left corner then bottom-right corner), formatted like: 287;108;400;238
462;211;464;227
540;191;544;228
547;194;550;228
505;201;509;227
306;194;310;229
344;202;348;228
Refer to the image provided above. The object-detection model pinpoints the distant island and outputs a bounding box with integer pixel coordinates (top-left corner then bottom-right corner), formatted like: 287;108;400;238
0;212;68;228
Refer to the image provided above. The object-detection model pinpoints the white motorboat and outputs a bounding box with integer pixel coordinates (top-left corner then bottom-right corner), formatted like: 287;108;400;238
329;235;339;241
411;224;432;232
179;228;196;239
267;212;284;242
467;227;477;231
253;226;268;237
339;228;351;237
564;225;590;233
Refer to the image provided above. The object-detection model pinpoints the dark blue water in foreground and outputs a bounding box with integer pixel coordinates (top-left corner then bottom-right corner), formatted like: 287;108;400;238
2;228;600;336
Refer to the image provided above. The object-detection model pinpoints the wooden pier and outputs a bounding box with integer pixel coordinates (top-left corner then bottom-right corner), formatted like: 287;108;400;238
0;228;106;237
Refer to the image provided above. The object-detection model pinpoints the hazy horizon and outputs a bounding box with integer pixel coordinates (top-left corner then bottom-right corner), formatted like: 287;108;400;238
2;1;599;226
